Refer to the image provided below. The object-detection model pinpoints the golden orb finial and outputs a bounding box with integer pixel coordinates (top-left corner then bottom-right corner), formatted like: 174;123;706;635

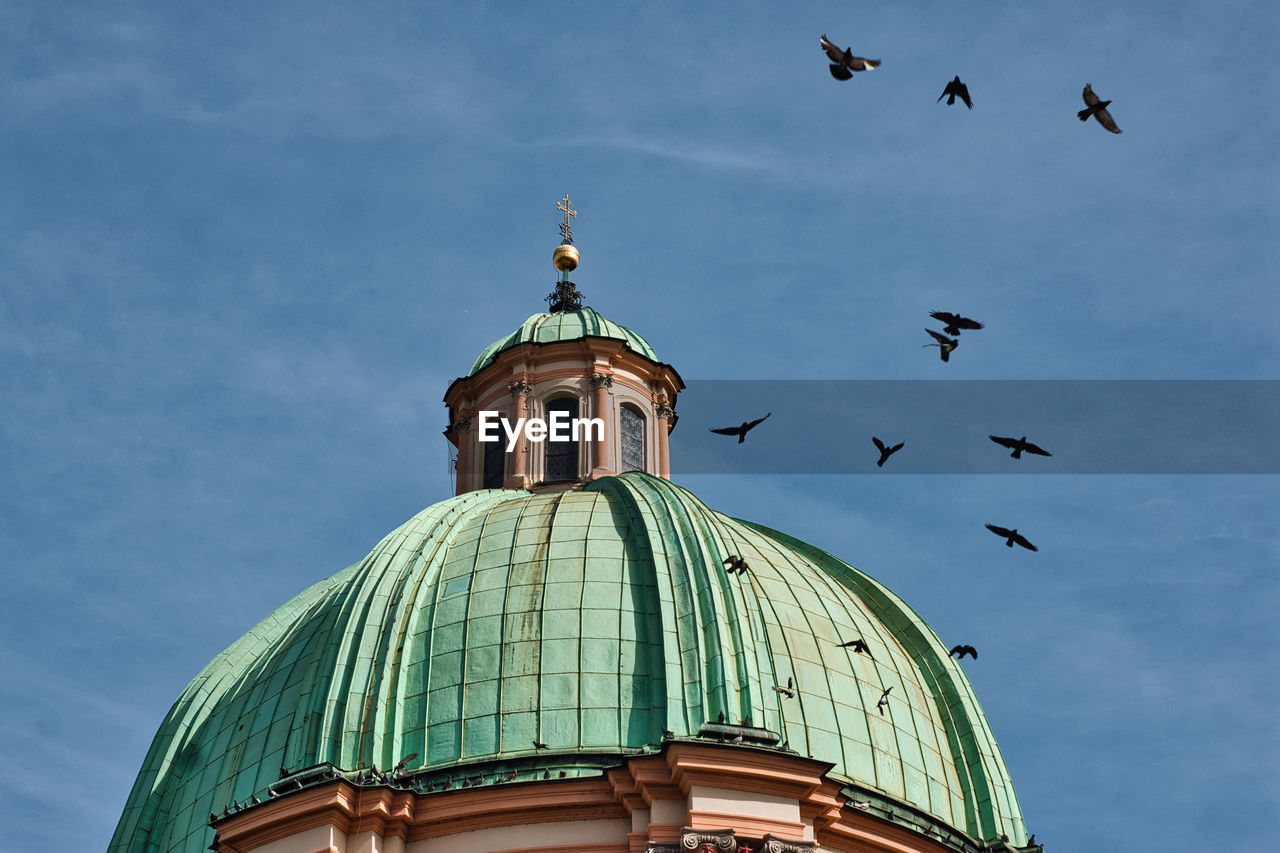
553;242;580;272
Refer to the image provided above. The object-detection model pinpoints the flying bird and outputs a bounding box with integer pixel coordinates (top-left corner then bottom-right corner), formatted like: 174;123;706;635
1078;84;1122;134
949;644;978;660
872;436;904;467
839;638;874;658
929;311;984;336
924;328;958;362
392;752;419;775
988;434;1051;459
723;554;749;575
985;523;1038;551
773;677;796;699
710;413;771;443
819;34;881;80
937;76;972;109
876;686;893;715
532;739;549;750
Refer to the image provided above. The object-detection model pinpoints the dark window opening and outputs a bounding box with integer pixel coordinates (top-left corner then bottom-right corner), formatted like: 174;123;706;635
545;397;580;482
620;405;645;473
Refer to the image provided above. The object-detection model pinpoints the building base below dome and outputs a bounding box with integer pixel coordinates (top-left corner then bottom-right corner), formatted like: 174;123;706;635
210;741;1039;853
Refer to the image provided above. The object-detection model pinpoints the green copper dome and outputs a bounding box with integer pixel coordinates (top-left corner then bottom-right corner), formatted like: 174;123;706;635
111;474;1026;853
467;307;659;376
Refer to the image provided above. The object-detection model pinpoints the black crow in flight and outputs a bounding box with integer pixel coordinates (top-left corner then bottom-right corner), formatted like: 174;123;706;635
876;686;893;715
985;523;1038;551
949;644;978;660
938;76;973;109
710;413;771;443
929;311;984;336
839;638;874;659
872;437;904;467
723;554;749;575
988;434;1052;459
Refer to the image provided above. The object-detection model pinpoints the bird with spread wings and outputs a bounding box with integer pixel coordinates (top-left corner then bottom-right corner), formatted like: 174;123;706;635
819;34;880;80
710;413;771;443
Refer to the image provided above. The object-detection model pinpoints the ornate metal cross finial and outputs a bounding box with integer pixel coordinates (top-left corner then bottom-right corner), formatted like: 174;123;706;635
557;194;577;244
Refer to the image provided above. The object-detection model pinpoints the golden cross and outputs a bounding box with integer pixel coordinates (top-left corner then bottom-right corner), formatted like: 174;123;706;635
557;194;577;244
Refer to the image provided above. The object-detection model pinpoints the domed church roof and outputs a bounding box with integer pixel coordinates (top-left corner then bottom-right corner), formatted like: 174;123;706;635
467;306;660;376
111;473;1027;853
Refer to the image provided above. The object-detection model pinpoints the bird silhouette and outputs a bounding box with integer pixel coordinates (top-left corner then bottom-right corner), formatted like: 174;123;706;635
661;727;675;740
949;644;978;660
773;677;796;699
929;311;984;336
988;434;1052;459
872;436;904;467
819;34;880;80
1078;84;1122;134
723;554;749;575
716;711;725;723
839;638;874;659
532;739;549;750
876;686;893;715
924;328;959;361
985;523;1038;551
392;752;419;776
938;76;972;109
710;413;771;443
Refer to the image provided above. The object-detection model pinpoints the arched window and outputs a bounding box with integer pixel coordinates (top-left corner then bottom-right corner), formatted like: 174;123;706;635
482;418;506;489
620;405;645;473
544;397;580;482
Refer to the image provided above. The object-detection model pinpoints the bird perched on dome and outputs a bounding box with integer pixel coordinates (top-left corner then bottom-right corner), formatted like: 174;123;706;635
938;76;973;109
1078;84;1122;134
819;34;880;79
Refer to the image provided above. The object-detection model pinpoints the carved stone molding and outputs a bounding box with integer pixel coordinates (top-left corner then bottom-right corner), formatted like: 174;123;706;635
681;827;736;850
644;845;681;853
655;403;675;419
452;417;471;432
507;379;532;397
590;373;614;389
759;835;817;853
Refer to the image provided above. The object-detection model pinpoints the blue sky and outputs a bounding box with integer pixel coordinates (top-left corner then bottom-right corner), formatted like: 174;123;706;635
1;2;1277;851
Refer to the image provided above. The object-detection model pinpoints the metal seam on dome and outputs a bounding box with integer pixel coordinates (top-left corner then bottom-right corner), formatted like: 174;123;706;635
703;514;771;732
488;492;536;758
591;475;694;736
381;495;492;772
